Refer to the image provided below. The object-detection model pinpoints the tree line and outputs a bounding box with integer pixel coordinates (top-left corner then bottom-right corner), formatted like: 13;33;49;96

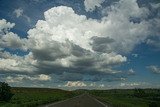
0;82;14;102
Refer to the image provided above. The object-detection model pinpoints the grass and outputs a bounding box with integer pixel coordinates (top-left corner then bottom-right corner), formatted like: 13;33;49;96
0;87;81;107
88;89;160;107
1;88;160;107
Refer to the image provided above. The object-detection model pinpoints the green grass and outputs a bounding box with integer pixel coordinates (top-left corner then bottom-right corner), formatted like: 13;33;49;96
0;87;81;107
1;88;160;107
89;89;160;107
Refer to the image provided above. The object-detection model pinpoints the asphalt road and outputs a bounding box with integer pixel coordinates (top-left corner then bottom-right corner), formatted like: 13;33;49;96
41;93;107;107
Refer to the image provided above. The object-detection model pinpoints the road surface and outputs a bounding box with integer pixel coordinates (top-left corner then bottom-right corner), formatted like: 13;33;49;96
40;93;107;107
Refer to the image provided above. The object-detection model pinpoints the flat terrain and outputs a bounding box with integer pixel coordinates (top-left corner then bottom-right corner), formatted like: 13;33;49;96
0;88;160;107
0;87;81;107
41;93;107;107
89;89;160;107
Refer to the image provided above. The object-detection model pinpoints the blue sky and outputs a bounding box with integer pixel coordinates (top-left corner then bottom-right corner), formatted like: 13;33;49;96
0;0;160;89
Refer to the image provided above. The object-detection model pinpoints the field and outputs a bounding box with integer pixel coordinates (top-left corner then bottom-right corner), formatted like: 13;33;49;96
0;88;160;107
89;89;160;107
0;87;81;107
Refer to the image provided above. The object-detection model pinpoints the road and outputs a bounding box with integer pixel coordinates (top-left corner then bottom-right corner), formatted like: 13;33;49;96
40;93;107;107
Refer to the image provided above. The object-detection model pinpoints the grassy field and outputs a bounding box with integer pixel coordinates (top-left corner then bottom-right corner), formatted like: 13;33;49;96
0;87;81;107
0;88;160;107
88;89;160;107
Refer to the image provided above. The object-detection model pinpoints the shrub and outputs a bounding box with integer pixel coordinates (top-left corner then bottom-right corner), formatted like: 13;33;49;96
0;82;14;101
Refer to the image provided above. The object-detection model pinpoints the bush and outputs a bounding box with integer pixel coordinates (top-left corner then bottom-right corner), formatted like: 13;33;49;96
0;82;14;101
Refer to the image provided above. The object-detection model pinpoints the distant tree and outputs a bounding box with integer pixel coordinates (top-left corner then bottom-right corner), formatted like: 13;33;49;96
0;82;14;101
134;88;146;98
149;102;157;107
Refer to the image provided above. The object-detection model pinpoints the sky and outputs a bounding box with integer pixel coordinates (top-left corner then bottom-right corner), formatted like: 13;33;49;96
0;0;160;90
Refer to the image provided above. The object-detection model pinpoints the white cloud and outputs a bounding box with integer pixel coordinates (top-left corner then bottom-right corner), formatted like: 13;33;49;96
5;76;23;83
84;0;104;12
38;74;51;81
0;0;159;80
99;84;105;88
90;82;96;87
0;19;28;51
147;65;160;74
64;81;87;87
146;3;160;48
26;6;127;74
101;0;151;53
13;8;23;18
127;69;135;75
0;19;36;72
0;19;34;73
0;32;28;51
0;51;37;73
120;83;140;87
0;19;15;33
132;54;138;58
5;74;51;83
102;0;149;17
120;82;147;88
13;8;31;22
89;83;105;88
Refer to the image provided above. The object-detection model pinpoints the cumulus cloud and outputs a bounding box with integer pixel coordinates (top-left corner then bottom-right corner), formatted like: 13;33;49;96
120;82;140;87
89;83;105;89
127;69;135;75
0;51;37;73
88;83;105;89
119;82;150;89
0;19;34;73
99;84;105;88
0;2;154;74
84;0;104;12
0;32;28;51
0;19;15;33
5;74;51;83
145;3;160;49
147;65;160;74
0;19;28;51
38;74;51;81
26;6;127;74
89;82;96;87
64;81;87;87
0;0;159;83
